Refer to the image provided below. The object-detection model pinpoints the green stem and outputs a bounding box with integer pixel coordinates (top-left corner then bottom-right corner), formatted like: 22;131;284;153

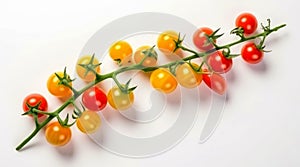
218;24;286;49
32;109;55;116
16;116;54;151
66;84;80;97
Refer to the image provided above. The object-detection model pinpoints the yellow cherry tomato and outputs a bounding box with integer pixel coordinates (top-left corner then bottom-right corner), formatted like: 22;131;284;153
76;55;100;82
175;63;203;88
47;72;72;98
109;40;133;64
133;45;158;67
45;122;72;146
157;30;182;56
76;110;101;134
107;86;134;110
150;68;178;93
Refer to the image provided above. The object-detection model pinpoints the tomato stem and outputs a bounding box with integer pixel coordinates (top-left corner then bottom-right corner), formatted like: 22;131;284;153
218;23;286;49
16;115;54;151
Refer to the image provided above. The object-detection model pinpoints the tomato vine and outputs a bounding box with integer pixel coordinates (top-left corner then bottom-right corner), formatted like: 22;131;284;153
16;14;286;151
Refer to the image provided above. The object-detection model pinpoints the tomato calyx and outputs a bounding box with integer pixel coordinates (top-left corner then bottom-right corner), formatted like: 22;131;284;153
193;27;224;52
22;101;46;118
141;45;157;59
22;93;50;118
71;103;83;119
57;113;75;127
220;47;240;59
206;28;223;45
172;33;185;53
134;45;158;68
78;54;102;79
112;75;137;95
54;67;75;89
230;27;246;39
189;61;204;73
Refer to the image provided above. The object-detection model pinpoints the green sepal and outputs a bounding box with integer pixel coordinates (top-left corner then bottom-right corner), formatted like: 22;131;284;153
57;114;75;127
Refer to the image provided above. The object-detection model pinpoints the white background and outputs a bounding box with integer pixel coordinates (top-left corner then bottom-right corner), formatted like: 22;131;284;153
0;0;299;166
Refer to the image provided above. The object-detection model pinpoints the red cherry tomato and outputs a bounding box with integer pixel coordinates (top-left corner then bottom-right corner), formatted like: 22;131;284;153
82;86;107;111
22;93;48;117
193;27;215;51
235;12;258;35
202;70;227;95
207;51;233;73
241;42;264;64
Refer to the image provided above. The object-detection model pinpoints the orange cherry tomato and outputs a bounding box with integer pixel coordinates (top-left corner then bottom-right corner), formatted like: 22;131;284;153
150;68;178;93
45;122;72;146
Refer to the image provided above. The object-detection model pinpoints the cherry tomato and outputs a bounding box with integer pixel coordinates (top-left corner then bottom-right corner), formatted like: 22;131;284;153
76;110;101;134
175;63;202;88
82;86;107;111
133;45;158;67
45;121;72;146
157;30;181;56
207;51;233;73
47;72;72;98
107;86;134;110
22;93;48;118
150;68;178;93
241;42;264;64
202;70;226;95
235;12;258;35
76;55;100;82
109;40;133;64
193;27;215;51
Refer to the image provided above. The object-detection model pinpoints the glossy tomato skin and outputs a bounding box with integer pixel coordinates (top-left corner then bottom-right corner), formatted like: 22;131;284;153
82;86;107;111
133;45;158;67
150;68;178;93
22;93;48;117
235;13;258;35
175;63;202;88
202;70;226;95
76;110;101;134
107;86;134;110
207;51;233;73
76;55;100;82
109;40;133;64
45;122;72;146
193;27;215;51
47;72;72;98
157;30;181;56
241;42;264;64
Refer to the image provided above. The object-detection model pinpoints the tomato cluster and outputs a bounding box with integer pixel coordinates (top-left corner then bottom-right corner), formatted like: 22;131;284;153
235;13;264;64
19;12;278;149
